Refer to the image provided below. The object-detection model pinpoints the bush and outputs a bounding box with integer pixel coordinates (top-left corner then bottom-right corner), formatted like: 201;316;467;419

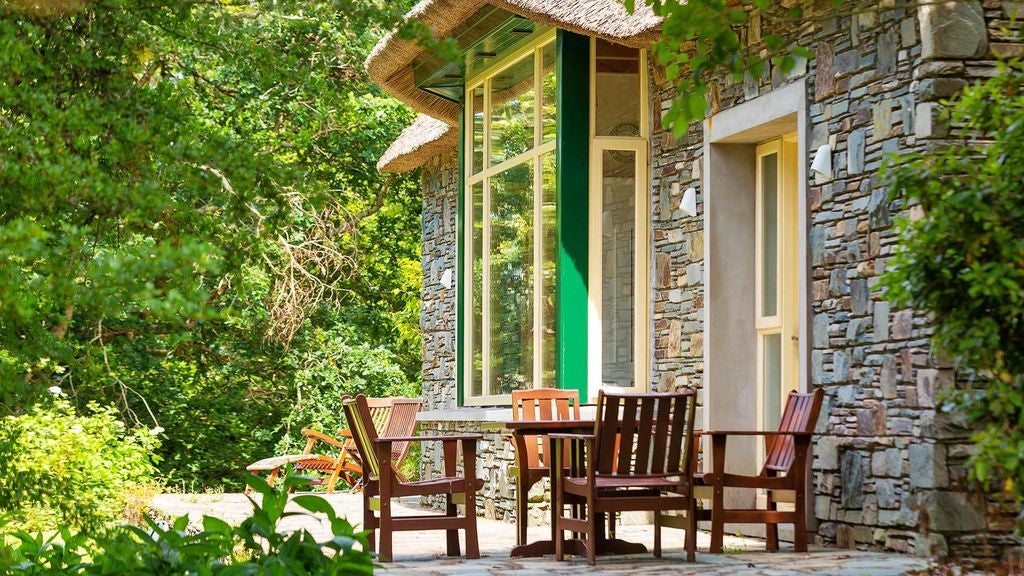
274;329;418;456
882;59;1024;521
0;397;160;534
0;475;375;575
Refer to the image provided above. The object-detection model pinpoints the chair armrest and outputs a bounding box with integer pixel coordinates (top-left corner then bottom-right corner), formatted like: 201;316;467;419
701;430;814;437
300;428;346;449
373;434;482;443
336;428;353;439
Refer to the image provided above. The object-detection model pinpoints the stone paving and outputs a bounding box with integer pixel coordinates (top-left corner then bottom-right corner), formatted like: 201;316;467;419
150;492;929;575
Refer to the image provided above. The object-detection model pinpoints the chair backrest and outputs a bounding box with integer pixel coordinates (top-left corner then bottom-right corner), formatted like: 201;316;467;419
381;398;422;464
512;388;581;469
762;389;825;475
592;390;697;478
366;398;393;437
343;395;381;478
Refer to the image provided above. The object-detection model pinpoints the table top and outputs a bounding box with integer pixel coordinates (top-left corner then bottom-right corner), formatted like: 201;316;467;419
480;419;595;432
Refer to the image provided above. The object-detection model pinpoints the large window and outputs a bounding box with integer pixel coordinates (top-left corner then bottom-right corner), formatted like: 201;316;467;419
588;38;649;399
464;33;557;404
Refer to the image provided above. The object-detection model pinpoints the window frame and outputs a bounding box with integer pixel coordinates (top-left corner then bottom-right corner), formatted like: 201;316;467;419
462;30;557;406
586;37;650;400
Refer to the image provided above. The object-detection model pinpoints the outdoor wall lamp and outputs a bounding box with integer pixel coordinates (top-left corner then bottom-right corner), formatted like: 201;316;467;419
811;144;833;181
681;187;697;216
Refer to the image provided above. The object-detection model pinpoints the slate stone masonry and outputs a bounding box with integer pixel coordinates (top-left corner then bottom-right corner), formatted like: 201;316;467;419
414;0;1023;563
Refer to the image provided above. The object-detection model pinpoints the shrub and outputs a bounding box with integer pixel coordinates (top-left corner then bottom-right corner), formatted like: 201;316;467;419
0;475;375;575
882;59;1024;521
0;397;160;534
274;329;418;456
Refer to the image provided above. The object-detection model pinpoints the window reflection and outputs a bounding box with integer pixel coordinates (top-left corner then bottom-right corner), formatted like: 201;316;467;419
490;161;535;394
594;39;641;138
490;54;535;166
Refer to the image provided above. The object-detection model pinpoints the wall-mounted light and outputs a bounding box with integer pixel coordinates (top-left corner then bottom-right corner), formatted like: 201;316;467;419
811;144;832;182
681;187;697;216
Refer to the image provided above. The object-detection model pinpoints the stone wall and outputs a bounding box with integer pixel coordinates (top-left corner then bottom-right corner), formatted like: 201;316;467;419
420;152;459;413
645;0;1021;562
413;0;1022;562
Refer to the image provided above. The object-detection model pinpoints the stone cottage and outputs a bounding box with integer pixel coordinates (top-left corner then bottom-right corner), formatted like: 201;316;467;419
365;0;1021;562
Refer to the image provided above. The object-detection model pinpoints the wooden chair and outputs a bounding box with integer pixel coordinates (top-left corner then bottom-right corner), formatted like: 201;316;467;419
551;390;699;565
509;388;581;547
343;394;482;563
246;397;421;493
702;388;824;553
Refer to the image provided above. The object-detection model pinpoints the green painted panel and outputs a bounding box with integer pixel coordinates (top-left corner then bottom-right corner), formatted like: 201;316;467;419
555;30;589;399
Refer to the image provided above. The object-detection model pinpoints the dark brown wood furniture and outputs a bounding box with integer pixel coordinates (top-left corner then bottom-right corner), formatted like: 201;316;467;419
702;388;825;553
343;394;482;563
246;397;421;493
551;389;700;565
493;419;595;558
509;388;581;549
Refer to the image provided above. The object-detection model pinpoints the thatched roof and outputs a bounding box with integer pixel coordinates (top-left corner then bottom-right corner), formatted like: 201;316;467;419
370;0;661;172
378;114;457;173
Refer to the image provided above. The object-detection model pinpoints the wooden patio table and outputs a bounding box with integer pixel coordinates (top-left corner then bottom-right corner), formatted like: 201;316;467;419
483;419;648;558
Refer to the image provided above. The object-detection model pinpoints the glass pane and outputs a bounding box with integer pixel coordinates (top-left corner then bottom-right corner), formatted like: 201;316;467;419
490;161;535;394
471;86;484;174
595;39;641;138
471;182;484;398
601;149;636;388
541;42;557;144
763;333;782;431
490;54;535;167
541;151;557;387
761;153;778;317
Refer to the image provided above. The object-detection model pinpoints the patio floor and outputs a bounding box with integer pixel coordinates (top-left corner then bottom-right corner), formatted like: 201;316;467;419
150;493;928;575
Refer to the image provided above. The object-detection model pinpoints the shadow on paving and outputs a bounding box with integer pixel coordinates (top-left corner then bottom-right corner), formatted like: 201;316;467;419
149;492;927;575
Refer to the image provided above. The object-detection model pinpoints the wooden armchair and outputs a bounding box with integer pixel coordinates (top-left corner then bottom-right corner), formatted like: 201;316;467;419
509;388;581;547
343;394;482;563
246;397;421;493
701;388;824;553
551;390;699;565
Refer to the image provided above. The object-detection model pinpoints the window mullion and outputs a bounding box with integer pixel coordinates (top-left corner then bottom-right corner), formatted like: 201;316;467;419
482;79;492;397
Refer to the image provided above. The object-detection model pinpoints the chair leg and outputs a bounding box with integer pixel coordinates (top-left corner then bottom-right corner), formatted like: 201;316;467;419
685;497;697;563
363;494;377;555
445;494;460;557
464;489;480;559
607;511;616;539
710;484;725;554
794;492;808;553
379;498;393;563
516;479;528;546
653;511;662;558
766;495;779;551
586;497;597;566
325;468;342;494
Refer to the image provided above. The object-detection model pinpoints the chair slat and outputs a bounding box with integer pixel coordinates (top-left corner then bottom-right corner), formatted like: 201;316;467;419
616;396;639;475
597;394;621;475
633;397;655;475
650;397;672;474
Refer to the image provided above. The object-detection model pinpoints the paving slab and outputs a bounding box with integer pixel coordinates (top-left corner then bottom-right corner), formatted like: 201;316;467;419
150;493;927;575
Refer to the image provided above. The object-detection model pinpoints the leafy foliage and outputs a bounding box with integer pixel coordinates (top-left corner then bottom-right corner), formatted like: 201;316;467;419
882;60;1024;518
633;0;822;132
0;475;375;575
0;0;424;489
274;324;417;455
0;397;159;534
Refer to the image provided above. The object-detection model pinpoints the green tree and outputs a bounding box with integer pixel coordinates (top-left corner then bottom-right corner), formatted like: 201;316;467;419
882;60;1024;517
0;0;428;488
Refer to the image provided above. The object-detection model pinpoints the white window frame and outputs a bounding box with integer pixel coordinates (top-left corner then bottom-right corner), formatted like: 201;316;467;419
587;37;650;401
